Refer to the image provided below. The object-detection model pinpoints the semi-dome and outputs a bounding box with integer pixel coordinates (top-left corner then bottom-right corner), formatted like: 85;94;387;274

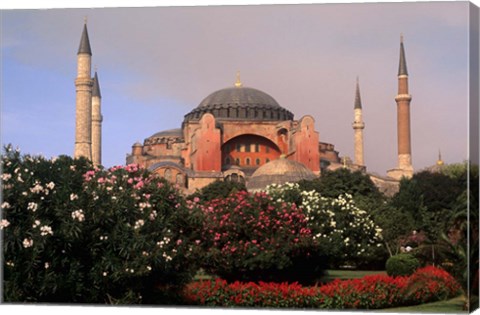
184;86;294;122
246;156;316;191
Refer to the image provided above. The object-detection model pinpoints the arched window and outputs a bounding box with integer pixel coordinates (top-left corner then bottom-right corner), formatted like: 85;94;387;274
246;158;251;166
266;158;270;163
256;158;260;165
235;158;240;166
225;157;231;165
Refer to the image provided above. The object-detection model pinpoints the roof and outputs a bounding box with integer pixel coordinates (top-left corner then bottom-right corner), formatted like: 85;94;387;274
184;86;294;122
246;157;316;191
78;24;92;55
148;128;183;139
398;37;408;76
354;78;362;109
92;72;101;98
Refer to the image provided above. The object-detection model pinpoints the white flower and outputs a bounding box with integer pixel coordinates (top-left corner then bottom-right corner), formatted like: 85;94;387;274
23;238;34;248
149;210;157;221
71;210;85;222
103;272;108;276
40;225;53;236
44;262;50;269
6;261;14;267
1;202;11;209
134;219;145;230
0;219;10;230
27;202;38;212
32;220;41;228
70;193;79;201
46;182;55;190
146;266;152;271
30;182;44;194
1;173;12;181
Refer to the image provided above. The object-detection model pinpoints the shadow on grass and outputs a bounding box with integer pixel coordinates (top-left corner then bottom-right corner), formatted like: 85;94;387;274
377;295;466;313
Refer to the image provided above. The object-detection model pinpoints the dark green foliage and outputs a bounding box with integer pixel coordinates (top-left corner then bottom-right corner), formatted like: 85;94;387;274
188;179;247;202
1;145;203;304
386;253;420;277
298;168;383;200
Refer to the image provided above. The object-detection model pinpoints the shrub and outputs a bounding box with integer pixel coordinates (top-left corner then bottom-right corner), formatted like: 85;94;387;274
402;266;462;304
188;180;247;202
1;145;203;304
183;266;461;309
386;253;420;277
266;183;383;268
199;190;326;284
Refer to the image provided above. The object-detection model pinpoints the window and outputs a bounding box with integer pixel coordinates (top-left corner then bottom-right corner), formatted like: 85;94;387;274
255;143;260;152
225;157;231;165
246;158;250;165
245;143;251;152
236;143;241;152
256;158;260;165
235;158;240;165
266;146;270;153
266;158;270;163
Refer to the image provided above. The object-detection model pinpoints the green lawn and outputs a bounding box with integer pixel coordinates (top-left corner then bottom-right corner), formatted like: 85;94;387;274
380;295;466;313
322;269;386;282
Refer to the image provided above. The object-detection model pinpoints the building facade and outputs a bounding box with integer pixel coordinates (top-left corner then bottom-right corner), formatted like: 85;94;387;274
73;23;414;194
127;76;342;194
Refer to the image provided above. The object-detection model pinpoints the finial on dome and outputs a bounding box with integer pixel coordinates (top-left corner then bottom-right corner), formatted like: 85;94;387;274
235;71;243;88
400;33;404;43
437;149;444;166
84;16;88;24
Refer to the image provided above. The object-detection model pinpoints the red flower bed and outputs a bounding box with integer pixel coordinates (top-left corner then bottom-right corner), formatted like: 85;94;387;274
183;266;461;309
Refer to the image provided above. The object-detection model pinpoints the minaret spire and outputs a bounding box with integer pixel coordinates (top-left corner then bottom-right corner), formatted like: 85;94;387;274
352;77;365;167
354;76;362;109
78;21;92;56
398;34;408;76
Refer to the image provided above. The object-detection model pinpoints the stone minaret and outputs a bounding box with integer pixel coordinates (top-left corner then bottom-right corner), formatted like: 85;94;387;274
74;22;93;160
91;70;102;166
352;77;365;167
388;35;413;179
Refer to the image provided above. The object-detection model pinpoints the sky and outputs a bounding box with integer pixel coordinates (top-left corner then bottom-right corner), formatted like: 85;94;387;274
1;0;478;177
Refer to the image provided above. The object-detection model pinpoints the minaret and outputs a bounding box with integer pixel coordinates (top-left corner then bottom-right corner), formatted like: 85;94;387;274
388;35;413;179
352;77;365;167
91;70;102;166
74;21;93;160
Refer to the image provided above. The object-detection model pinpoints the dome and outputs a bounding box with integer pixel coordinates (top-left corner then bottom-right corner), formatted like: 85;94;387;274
184;86;294;122
246;157;316;191
148;128;183;139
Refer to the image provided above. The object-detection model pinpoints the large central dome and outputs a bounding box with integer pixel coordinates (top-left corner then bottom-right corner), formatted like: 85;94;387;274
183;85;294;122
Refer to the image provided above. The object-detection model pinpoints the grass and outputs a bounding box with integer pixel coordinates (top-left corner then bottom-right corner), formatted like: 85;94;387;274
380;295;466;313
321;269;386;283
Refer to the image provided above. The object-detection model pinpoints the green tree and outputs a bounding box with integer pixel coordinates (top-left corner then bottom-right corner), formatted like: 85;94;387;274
188;180;247;202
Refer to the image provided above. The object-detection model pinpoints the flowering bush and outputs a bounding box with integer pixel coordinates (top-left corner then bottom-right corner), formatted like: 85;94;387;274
1;146;203;303
199;190;327;284
266;183;383;267
183;266;461;309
